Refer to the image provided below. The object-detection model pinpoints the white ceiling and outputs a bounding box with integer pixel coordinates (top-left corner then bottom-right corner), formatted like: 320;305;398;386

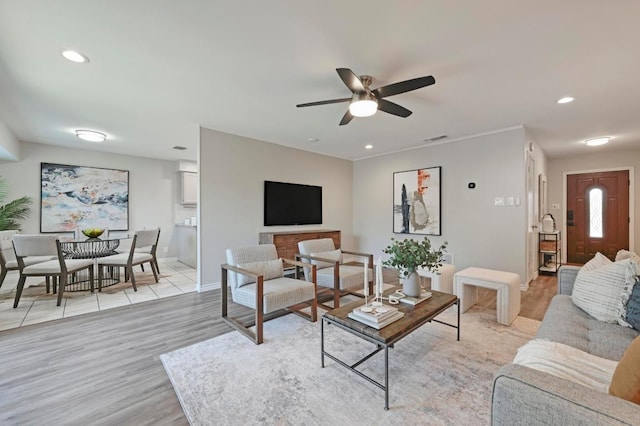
0;1;638;162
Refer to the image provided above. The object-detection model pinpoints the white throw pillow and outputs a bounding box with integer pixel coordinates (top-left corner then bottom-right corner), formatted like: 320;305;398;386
581;252;611;272
309;249;343;269
572;258;636;323
615;249;640;265
235;259;284;287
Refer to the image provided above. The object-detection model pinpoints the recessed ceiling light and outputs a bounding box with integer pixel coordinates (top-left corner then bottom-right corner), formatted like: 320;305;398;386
75;129;106;142
584;137;610;146
307;138;319;143
62;50;89;63
365;144;373;149
557;97;574;104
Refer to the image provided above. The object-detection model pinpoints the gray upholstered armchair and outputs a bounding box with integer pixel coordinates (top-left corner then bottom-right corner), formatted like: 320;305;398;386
297;238;373;309
222;244;318;344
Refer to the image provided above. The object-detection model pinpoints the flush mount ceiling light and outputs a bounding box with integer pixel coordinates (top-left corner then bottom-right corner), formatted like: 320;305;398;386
307;138;319;143
585;137;610;146
75;129;106;142
557;96;574;104
365;144;373;149
61;50;89;63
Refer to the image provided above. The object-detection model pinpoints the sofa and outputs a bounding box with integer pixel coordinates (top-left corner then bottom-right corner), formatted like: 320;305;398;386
491;265;640;425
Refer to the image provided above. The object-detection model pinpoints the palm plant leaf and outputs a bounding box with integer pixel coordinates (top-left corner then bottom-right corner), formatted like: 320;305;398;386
0;197;32;230
0;177;33;231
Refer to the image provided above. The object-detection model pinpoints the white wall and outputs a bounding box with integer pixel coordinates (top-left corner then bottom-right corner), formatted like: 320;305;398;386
0;141;179;256
0;121;20;161
548;147;640;256
199;127;354;287
353;127;528;281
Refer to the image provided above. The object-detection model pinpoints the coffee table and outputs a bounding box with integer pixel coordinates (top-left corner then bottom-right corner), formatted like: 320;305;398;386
321;288;459;410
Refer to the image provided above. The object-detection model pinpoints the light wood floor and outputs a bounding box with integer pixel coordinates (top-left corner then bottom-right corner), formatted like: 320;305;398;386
0;274;557;424
473;273;557;321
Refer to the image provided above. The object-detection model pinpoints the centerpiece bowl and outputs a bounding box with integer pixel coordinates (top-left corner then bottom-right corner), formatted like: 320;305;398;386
82;228;104;239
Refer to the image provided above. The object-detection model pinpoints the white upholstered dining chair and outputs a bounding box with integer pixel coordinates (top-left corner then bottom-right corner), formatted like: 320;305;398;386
222;244;317;344
96;229;159;291
297;238;373;309
12;234;95;307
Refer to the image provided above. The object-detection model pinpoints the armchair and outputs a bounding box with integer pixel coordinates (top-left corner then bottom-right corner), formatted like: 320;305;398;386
297;238;373;309
222;244;317;344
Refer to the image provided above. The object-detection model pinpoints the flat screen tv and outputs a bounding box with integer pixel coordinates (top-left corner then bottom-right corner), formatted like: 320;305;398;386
264;181;322;226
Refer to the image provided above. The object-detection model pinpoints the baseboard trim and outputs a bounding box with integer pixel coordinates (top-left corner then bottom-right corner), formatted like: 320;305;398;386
198;281;221;292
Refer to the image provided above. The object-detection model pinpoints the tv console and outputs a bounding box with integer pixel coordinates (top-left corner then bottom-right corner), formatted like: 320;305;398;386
258;229;341;260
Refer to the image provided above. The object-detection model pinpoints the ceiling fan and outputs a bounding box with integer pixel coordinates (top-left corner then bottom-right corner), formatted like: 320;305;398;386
296;68;435;126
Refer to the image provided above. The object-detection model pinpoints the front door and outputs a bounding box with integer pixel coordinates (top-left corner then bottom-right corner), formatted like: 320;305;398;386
566;170;629;263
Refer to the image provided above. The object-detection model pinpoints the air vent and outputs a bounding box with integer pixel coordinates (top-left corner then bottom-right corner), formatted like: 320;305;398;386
424;135;448;142
172;145;187;150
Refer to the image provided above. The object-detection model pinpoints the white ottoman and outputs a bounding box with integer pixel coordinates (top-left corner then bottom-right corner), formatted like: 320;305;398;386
417;264;456;294
454;267;521;325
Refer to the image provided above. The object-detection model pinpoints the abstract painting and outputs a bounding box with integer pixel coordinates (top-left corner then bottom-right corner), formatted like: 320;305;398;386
393;166;441;235
40;163;129;232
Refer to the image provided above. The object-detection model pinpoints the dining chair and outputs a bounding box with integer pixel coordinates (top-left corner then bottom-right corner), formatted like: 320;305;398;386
1;230;60;292
96;229;159;291
115;227;161;274
0;230;19;288
297;238;373;309
222;244;317;344
12;234;95;307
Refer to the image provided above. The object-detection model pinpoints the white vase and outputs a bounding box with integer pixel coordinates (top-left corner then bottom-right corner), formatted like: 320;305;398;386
402;270;421;297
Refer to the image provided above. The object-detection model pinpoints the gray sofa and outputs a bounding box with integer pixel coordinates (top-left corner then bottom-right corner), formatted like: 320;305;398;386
491;265;640;426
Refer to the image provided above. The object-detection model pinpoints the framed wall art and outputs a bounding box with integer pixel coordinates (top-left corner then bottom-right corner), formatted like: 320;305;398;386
40;162;129;232
393;166;441;235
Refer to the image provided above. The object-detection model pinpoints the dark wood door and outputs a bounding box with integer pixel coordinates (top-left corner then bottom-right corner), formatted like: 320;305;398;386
566;170;629;263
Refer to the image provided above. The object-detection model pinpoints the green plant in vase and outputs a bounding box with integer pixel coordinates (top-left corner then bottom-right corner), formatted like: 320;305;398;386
383;236;447;297
0;177;32;231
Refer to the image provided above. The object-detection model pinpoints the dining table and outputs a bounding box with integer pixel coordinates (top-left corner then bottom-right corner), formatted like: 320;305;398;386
59;235;131;291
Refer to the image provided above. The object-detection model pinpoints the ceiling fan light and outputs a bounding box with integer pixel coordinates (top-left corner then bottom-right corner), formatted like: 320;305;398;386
75;129;107;142
349;99;378;117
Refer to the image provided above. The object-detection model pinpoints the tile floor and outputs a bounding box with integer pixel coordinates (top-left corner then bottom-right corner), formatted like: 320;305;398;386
0;258;197;331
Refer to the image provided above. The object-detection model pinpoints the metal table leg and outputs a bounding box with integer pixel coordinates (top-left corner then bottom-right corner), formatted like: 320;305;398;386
384;345;389;410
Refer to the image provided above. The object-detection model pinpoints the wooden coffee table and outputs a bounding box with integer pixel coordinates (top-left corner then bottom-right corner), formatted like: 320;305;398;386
321;288;459;410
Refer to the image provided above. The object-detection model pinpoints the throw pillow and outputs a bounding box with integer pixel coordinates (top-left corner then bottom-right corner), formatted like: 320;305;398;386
615;249;640;265
235;259;284;287
622;277;640;331
309;249;343;269
572;258;635;323
609;336;640;405
581;252;612;272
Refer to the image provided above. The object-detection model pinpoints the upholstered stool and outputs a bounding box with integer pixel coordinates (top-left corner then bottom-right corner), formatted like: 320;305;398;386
417;264;456;294
454;267;521;325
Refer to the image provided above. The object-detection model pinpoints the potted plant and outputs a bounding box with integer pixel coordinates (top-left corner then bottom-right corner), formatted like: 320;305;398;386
0;177;32;231
382;236;447;297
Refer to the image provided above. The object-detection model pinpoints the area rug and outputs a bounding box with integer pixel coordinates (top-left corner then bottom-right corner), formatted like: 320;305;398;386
161;306;540;426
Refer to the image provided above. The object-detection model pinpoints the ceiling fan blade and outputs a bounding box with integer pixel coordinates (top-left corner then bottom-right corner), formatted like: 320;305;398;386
373;75;435;98
377;99;412;118
339;110;354;126
336;68;365;93
296;97;351;108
